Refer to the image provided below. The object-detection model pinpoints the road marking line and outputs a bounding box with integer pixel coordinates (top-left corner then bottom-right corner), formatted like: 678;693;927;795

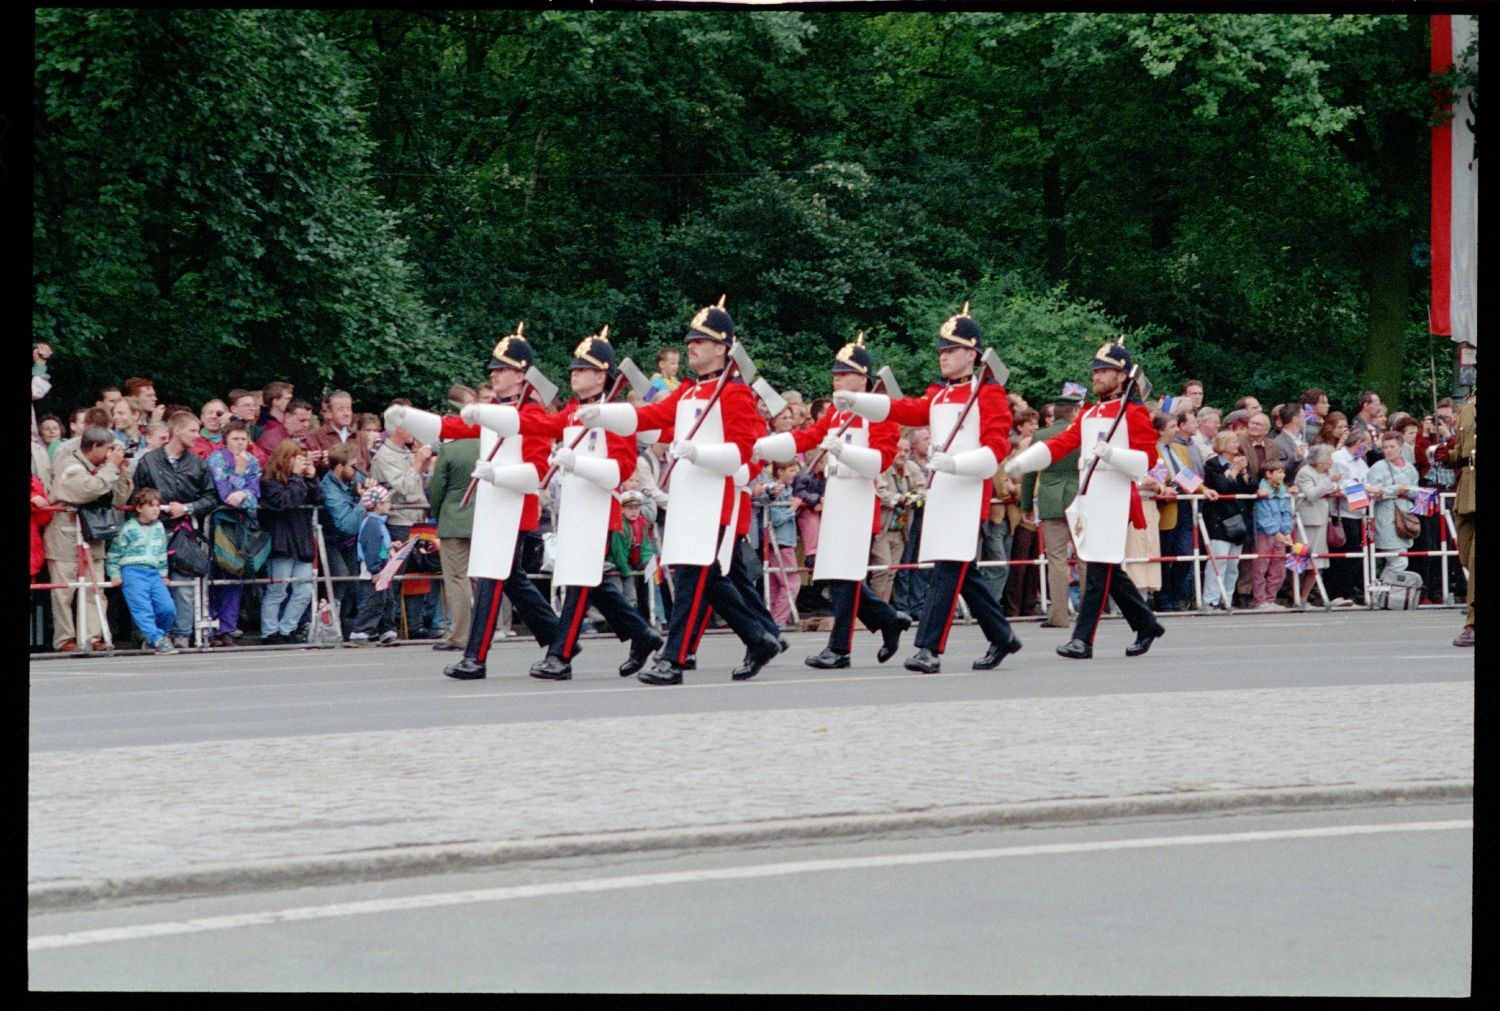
28;819;1471;951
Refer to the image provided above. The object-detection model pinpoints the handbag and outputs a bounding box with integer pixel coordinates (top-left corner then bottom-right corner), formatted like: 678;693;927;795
1327;519;1347;550
1219;510;1249;546
76;495;121;542
168;520;212;577
209;507;272;577
1393;506;1421;540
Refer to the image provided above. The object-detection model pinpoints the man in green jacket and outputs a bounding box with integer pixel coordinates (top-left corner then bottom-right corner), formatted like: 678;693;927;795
427;436;480;652
1019;396;1082;628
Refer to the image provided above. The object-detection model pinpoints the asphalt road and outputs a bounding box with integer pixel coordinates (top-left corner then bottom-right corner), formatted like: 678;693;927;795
27;801;1472;995
29;609;1471;751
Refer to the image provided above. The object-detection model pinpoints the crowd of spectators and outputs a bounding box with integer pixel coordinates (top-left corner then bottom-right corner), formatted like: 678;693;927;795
29;355;1469;655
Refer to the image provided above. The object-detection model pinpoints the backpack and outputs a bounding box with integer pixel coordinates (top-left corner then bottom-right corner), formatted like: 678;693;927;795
1372;569;1424;611
208;507;272;577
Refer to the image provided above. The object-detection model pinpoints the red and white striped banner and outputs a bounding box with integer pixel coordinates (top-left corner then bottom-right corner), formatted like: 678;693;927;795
1431;14;1478;347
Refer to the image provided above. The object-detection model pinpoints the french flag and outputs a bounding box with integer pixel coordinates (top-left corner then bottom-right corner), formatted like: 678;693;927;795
1431;15;1477;347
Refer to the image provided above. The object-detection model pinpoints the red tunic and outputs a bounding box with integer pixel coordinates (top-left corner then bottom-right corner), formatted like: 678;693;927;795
634;374;759;528
521;399;637;531
438;399;551;531
1042;397;1159;529
789;405;900;535
886;377;1013;522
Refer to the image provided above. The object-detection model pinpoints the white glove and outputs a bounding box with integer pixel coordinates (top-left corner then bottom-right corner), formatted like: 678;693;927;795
819;434;845;459
471;460;495;484
826;459;853;480
1094;441;1116;464
831;391;858;413
550;448;577;473
459;403;483;426
575;404;602;428
383;404;408;433
670;442;698;463
929;451;958;474
753;432;797;463
1003;459;1023;480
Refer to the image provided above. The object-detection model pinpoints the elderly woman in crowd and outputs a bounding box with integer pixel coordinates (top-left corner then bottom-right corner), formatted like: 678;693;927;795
206;419;262;647
258;439;323;644
1326;414;1374;604
1201;429;1256;610
1293;442;1346;607
1365;430;1420;580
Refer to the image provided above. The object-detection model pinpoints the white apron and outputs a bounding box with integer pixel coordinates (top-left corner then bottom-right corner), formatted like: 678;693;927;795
813;423;877;581
551;425;614;588
1063;408;1134;564
468;427;525;580
661;393;730;568
919;398;985;563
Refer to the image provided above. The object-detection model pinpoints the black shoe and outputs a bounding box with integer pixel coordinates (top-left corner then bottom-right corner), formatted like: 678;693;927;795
639;659;684;685
903;647;941;674
973;635;1023;670
804;648;850;670
1124;624;1166;657
732;636;780;680
1056;639;1093;660
619;633;664;677
529;655;573;680
263;632;287;646
877;611;912;664
432;641;462;651
683;654;697;671
778;638;790;655
444;657;487;680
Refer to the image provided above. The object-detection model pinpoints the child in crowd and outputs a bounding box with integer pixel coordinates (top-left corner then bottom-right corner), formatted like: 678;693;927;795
105;487;179;654
608;490;657;618
761;460;801;627
1249;459;1294;609
645;347;681;403
349;484;400;645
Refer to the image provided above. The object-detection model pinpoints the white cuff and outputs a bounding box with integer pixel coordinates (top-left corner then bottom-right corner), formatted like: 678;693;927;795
949;446;998;479
754;432;798;463
1009;442;1053;476
638;429;662;446
570;456;620;491
488;463;539;493
468;405;520;438
836;444;883;480
689;443;743;477
402;408;444;446
594;403;639;436
1107;447;1150;480
733;464;751;490
844;393;891;423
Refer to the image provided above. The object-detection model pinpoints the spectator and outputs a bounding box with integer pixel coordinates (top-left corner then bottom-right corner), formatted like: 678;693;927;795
1154;410;1194;612
1294;443;1346;607
1127;440;1165;606
1248;458;1294;609
446;384;477;411
204;419;262;647
1299;388;1331;425
370;405;436;637
258;440;323;644
476;383;495;404
1350;391;1383;445
259;381;295;433
38;414;64;462
978;448;1016;604
45;426;131;651
1181;379;1205;412
53;406;112;465
871;436;923;602
757;460;801;627
1202;430;1255;611
792;451;825;574
95;385;122;411
349;484;400;646
1271;403;1307;484
111;396;148;460
1328;423;1374;605
781;390;807;429
1193;406;1221;461
191;400;230;459
1173;408;1206;474
319;442;371;637
1366;430;1419;580
304;390;368;474
1233;395;1262;416
427;433;479;653
1416;402;1459;603
907;426;931;471
645;347;681;403
226;388;261;435
356;413;384;459
611;490;658;621
256;396;314;459
132;410;218;647
143;421;170;454
122;376;163;424
105;487;178;654
1019;398;1082;628
1000;446;1041;619
31;474;54;583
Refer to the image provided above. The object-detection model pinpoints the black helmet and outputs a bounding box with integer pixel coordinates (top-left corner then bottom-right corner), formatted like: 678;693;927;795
570;324;616;374
937;302;981;350
1090;337;1133;373
487;322;536;372
831;331;873;378
685;295;734;345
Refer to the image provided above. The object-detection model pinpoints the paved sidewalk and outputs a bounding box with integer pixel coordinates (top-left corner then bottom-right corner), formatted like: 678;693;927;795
29;677;1473;901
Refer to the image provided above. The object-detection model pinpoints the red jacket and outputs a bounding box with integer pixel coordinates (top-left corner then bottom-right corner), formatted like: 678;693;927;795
522;398;637;531
31;475;53;578
887;377;1013;522
634;374;759;528
789;405;900;534
1042;397;1159;529
438;398;552;531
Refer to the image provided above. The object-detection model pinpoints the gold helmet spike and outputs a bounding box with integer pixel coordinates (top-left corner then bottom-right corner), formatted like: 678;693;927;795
716;294;727;309
1116;333;1126;346
961;301;970;316
598;324;611;343
516;322;525;336
855;331;865;346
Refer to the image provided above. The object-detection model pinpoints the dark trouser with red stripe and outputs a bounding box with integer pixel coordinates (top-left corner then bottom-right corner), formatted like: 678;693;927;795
686;536;782;653
463;533;558;664
549;578;652;660
914;560;1014;654
828;580;900;653
1071;561;1157;645
664;561;774;666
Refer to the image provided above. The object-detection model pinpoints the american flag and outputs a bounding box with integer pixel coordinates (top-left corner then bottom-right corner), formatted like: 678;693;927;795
1173;468;1203;493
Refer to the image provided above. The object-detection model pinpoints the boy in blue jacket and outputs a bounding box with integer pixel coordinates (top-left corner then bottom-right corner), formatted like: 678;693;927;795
1249;459;1294;609
106;487;179;654
349;484;400;645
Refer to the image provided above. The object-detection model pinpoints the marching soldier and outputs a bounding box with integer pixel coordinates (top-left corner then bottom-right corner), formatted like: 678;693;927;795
387;325;560;680
523;327;664;680
754;335;912;668
577;298;782;685
1005;340;1165;659
832;306;1022;674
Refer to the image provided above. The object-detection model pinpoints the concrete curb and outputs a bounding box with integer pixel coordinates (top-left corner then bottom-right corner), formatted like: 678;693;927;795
28;780;1471;913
